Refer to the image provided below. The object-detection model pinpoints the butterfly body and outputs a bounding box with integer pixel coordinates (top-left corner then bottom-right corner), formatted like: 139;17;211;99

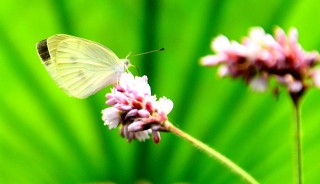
36;34;129;98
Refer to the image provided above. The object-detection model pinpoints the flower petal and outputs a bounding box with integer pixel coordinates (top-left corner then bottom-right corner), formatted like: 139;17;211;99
134;130;151;142
125;109;138;119
288;81;303;93
312;68;320;87
138;109;150;118
212;35;231;52
200;55;226;66
128;120;145;132
102;107;121;129
158;97;173;114
249;76;268;92
152;130;161;144
217;65;230;77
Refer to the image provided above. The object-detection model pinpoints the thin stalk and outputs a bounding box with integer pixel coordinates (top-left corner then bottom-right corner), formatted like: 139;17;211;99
165;121;259;184
293;102;303;184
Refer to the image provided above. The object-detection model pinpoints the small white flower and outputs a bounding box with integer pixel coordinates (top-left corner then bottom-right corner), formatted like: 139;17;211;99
133;75;151;97
200;55;226;66
249;27;266;42
275;27;287;46
157;97;173;114
249;76;268;92
119;72;135;91
312;68;320;87
288;81;303;92
289;28;298;47
134;130;152;142
218;65;230;77
102;107;121;129
230;41;248;57
212;35;231;52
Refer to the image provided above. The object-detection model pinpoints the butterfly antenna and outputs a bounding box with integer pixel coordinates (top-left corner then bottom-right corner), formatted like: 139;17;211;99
132;48;165;57
125;48;163;74
126;51;132;59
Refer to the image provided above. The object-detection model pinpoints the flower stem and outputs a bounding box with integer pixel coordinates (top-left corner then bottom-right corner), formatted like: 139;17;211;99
293;102;303;184
165;121;259;184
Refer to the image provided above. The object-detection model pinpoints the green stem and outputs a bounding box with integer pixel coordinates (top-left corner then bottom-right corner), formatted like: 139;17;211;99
165;121;259;184
293;102;303;184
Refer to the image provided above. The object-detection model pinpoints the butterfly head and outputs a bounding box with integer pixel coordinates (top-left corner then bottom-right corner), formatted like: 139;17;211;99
120;58;131;71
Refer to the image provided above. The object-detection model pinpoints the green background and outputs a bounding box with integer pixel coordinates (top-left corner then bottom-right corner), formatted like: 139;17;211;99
1;0;320;183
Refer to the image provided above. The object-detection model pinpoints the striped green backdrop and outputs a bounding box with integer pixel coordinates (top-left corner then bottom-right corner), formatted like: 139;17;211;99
1;0;320;183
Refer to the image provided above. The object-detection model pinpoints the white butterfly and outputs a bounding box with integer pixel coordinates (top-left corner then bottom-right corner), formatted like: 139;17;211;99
36;34;129;99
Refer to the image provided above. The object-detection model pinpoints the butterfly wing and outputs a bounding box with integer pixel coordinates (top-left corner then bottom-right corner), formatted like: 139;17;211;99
37;34;70;88
37;34;125;98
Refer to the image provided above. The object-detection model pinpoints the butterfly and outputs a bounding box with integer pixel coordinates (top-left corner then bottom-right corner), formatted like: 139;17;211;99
36;34;129;99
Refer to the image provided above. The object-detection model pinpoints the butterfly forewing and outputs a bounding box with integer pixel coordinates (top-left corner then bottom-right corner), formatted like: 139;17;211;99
37;34;126;98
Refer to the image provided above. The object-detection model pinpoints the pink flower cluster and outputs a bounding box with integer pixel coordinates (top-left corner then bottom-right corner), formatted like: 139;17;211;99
201;27;320;96
102;72;173;143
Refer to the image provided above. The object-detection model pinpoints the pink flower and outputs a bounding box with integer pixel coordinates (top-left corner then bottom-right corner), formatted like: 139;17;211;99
201;27;320;100
101;72;173;144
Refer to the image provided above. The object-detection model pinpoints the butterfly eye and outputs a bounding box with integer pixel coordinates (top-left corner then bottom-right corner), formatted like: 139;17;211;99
124;59;130;67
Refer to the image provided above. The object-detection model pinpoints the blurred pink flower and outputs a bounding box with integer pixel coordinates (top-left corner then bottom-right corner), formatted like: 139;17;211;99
102;72;173;143
201;27;320;100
